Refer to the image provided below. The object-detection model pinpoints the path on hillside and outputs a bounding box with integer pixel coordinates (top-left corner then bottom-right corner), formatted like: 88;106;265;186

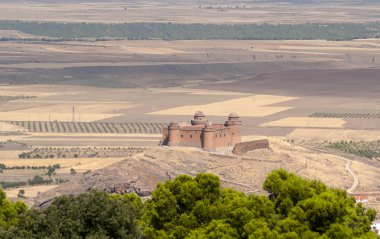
300;144;359;194
345;159;359;194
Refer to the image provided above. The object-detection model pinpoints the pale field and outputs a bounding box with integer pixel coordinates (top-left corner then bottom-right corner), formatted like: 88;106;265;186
1;39;380;70
148;88;250;96
261;117;346;128
149;95;297;117
4;185;58;198
27;133;162;138
0;102;137;121
0;1;379;24
0;122;24;131
286;129;380;142
0;112;122;122
0;85;137;122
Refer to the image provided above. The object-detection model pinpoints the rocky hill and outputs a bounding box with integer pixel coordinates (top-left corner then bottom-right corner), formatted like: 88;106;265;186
29;138;380;213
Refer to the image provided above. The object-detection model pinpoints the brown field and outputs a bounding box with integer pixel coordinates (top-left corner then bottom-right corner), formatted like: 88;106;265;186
0;39;379;88
0;1;379;24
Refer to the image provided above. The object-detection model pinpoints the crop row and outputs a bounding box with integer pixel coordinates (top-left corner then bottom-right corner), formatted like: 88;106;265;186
309;112;380;119
0;95;36;102
19;146;146;159
8;121;167;134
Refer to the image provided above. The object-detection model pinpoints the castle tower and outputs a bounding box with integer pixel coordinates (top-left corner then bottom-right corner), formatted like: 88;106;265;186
202;122;215;151
168;122;180;146
191;111;208;126
225;112;242;145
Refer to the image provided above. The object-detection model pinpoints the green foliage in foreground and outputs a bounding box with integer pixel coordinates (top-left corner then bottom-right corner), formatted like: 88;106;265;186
0;170;377;238
0;20;380;41
327;140;380;159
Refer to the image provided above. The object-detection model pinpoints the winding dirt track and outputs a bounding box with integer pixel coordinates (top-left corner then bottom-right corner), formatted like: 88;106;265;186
345;159;359;194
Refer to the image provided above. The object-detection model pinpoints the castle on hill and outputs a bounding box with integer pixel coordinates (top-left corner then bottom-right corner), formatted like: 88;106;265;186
161;111;241;151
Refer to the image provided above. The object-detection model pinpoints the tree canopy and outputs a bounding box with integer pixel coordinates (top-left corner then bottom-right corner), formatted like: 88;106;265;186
0;169;377;239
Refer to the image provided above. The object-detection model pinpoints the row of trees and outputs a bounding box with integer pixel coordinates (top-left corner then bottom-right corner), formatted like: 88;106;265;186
0;20;379;40
327;140;380;160
0;169;377;238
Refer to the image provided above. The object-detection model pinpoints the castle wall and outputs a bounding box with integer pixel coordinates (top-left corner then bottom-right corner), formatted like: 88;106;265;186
213;128;233;148
161;128;169;145
228;124;241;145
162;113;242;151
232;139;269;156
176;129;203;148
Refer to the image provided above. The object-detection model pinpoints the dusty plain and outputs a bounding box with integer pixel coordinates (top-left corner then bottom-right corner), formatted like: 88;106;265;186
0;0;379;24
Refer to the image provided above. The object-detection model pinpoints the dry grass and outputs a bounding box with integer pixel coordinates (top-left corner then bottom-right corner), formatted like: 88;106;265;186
4;185;58;198
286;129;380;142
0;150;127;172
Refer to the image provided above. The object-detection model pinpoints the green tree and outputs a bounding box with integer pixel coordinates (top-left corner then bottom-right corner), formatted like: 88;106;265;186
17;190;25;199
70;168;76;175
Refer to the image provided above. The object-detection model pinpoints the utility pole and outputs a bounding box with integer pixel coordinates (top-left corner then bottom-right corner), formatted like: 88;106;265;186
72;106;75;122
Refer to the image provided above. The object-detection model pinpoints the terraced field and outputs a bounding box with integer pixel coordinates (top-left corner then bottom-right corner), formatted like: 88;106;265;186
7;121;167;134
310;112;380;119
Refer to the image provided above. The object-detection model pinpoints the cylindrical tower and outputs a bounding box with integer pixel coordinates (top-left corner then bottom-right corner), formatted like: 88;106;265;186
191;111;208;126
202;123;215;151
168;122;180;146
225;112;242;145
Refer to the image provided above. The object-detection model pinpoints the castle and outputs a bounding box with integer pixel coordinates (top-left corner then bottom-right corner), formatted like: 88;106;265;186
161;111;241;151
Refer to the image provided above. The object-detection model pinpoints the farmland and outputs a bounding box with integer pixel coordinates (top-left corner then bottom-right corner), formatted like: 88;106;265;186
0;0;379;219
8;121;166;134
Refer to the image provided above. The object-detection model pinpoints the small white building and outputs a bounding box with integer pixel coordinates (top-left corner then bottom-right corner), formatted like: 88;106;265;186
354;195;368;204
371;222;380;235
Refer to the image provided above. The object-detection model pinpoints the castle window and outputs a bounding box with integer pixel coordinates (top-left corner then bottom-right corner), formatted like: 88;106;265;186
181;135;183;138
232;132;235;135
190;135;193;138
220;134;221;137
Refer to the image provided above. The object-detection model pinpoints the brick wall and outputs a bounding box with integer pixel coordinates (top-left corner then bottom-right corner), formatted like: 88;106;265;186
232;139;269;156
